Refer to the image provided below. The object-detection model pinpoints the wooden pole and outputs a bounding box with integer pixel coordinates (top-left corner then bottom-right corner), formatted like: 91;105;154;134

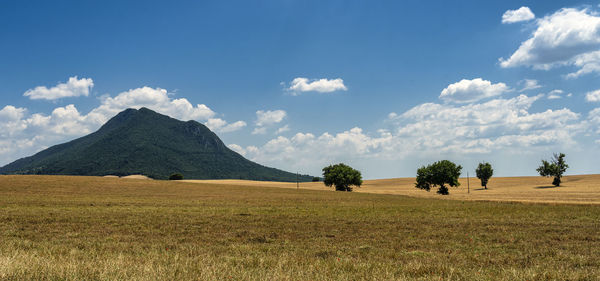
467;171;470;194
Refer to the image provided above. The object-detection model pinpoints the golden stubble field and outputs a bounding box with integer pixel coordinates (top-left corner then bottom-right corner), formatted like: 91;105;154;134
1;175;599;280
185;174;600;205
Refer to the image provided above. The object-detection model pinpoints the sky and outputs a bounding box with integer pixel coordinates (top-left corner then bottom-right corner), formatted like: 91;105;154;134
1;0;600;179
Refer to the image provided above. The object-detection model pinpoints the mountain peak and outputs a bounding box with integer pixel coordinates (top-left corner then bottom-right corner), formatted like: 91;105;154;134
0;108;312;181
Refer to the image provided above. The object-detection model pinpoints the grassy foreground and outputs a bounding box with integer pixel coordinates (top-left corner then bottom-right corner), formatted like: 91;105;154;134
1;175;599;280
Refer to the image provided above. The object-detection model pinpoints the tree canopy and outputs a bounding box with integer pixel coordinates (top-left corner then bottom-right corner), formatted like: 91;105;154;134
536;153;568;187
415;160;462;195
475;162;493;189
322;163;363;192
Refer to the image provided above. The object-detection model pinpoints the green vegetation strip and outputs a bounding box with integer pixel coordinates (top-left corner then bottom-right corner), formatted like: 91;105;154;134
0;175;599;280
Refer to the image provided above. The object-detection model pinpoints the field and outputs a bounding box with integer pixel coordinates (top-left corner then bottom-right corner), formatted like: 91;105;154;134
187;174;600;205
1;175;600;280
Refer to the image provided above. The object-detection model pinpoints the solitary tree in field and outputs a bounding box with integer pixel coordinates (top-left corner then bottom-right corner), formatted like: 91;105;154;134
537;153;568;187
322;163;362;192
475;162;493;189
415;160;462;195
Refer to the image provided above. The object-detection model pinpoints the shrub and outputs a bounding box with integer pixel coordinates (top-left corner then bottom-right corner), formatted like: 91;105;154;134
169;173;184;180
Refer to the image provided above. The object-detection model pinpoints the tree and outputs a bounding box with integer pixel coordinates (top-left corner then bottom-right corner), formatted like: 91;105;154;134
322;163;362;192
536;153;568;186
312;177;321;182
415;160;462;195
475;162;493;189
169;173;184;180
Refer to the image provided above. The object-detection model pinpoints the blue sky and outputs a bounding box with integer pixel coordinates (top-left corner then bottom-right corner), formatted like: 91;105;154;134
1;0;600;179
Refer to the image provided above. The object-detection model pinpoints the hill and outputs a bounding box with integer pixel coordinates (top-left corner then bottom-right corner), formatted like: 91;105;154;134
185;174;600;204
0;107;312;181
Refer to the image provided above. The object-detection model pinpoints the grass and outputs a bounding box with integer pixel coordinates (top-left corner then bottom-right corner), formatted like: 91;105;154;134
1;175;600;280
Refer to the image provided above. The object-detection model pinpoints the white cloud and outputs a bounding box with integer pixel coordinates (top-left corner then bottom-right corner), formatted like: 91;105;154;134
227;144;246;156
255;110;286;126
395;94;581;152
253;110;286;134
237;128;394;172
90;86;215;124
439;78;510;103
589;108;600;133
275;124;290;134
0;84;243;165
519;79;542;92
206;118;247;133
547;89;570;99
221;121;247;133
586;89;600;102
23;76;94;100
240;94;585;176
287;77;347;94
500;8;600;76
566;50;600;78
252;127;267;135
502;7;536;24
0;105;26;121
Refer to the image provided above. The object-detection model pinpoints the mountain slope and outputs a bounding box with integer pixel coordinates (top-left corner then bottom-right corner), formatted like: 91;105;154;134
0;108;312;181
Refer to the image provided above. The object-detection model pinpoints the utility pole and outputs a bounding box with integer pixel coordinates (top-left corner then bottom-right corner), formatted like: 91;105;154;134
296;172;299;190
467;171;470;194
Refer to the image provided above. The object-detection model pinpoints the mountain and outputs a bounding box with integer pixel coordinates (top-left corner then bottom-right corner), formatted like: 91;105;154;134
0;107;313;181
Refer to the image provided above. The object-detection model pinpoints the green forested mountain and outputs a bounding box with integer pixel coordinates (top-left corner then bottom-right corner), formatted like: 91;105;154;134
0;108;312;181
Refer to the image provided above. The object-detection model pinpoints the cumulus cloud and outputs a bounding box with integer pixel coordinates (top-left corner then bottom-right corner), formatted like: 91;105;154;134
586;89;600;102
0;84;244;165
394;94;582;153
232;128;394;173
0;105;26;121
519;79;542;92
227;144;247;156
255;110;286;126
252;110;286;134
500;8;600;77
502;7;535;24
566;50;600;78
287;77;347;94
206;118;247;133
439;78;510;103
23;76;94;100
90;86;216;124
234;94;585;177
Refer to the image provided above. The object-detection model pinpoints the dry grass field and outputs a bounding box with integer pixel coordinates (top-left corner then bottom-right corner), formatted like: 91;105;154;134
187;174;600;204
1;175;600;280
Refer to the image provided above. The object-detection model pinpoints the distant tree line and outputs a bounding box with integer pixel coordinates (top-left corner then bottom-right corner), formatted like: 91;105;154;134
315;153;568;194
